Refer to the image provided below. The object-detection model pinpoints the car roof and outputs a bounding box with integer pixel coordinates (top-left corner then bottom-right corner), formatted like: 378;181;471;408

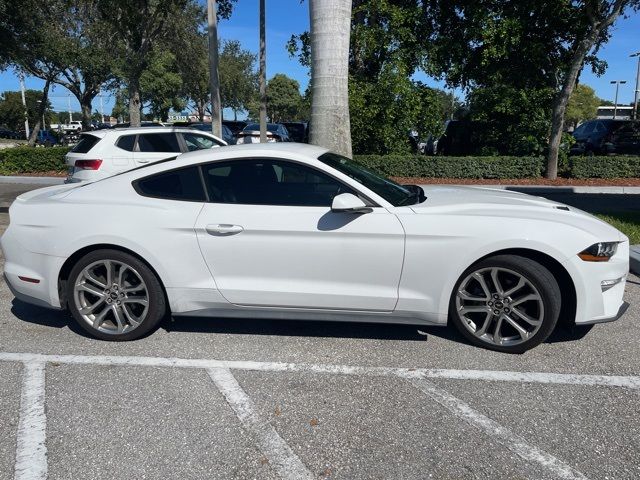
103;143;329;181
81;126;225;139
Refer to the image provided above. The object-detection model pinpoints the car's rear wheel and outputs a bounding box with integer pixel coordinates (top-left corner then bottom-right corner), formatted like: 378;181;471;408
67;249;166;341
449;255;561;353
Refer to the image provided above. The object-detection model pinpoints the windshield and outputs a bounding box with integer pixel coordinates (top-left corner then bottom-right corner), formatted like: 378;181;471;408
318;152;417;206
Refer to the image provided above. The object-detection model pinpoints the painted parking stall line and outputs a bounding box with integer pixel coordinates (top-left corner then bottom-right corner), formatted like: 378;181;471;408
208;367;315;480
409;378;589;480
1;352;639;389
14;362;47;480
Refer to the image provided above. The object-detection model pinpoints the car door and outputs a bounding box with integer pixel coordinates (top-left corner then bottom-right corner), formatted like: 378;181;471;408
134;132;182;165
194;158;405;311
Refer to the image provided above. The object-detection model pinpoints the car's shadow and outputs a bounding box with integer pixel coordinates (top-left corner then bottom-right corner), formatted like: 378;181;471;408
11;298;594;348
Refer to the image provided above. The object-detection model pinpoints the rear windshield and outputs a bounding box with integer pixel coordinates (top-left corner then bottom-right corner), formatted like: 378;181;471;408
243;123;279;132
71;134;100;153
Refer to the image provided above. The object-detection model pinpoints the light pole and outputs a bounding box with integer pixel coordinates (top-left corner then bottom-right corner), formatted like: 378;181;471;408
19;72;30;139
631;52;640;120
259;0;267;143
610;80;627;119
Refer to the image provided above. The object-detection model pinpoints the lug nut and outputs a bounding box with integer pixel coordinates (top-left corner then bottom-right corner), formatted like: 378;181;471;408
488;301;493;306
505;298;510;303
106;298;112;304
493;294;499;299
504;308;510;313
494;309;500;315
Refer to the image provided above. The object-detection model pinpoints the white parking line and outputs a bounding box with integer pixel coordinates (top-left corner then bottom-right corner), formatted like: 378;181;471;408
1;352;639;389
208;367;315;480
14;362;47;480
410;378;589;480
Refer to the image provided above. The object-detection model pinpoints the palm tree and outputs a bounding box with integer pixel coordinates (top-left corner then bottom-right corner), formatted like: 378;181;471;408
309;0;352;157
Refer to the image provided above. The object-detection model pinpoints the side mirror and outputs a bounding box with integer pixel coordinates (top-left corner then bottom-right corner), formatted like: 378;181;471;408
331;193;372;213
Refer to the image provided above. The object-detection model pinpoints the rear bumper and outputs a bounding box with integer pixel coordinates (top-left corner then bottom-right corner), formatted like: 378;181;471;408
1;227;65;309
3;273;62;310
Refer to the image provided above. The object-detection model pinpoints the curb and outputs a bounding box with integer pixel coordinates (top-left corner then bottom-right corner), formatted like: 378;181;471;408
419;184;640;194
0;176;65;185
631;246;640;276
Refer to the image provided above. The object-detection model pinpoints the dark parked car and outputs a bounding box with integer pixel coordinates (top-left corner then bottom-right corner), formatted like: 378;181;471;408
222;120;248;135
570;119;638;155
36;130;59;146
188;122;236;145
282;122;308;143
0;127;20;139
237;123;292;143
434;120;486;156
112;121;164;129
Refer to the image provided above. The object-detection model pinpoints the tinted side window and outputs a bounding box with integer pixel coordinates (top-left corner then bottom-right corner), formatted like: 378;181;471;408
135;166;206;202
202;160;354;206
116;134;136;151
138;133;181;153
71;134;100;153
182;133;218;151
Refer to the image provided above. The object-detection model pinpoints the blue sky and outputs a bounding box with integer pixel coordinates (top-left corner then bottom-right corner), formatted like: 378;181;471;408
1;0;638;115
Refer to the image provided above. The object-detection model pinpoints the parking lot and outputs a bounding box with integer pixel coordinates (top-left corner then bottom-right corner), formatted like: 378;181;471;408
1;186;639;480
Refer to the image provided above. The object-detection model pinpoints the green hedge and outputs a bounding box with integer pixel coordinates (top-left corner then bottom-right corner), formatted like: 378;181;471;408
353;155;545;179
0;147;69;175
570;156;640;179
0;146;639;179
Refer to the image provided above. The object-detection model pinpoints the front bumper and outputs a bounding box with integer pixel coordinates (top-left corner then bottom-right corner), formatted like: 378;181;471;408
563;241;630;325
579;301;629;325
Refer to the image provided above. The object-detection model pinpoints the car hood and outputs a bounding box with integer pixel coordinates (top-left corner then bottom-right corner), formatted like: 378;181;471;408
410;186;625;241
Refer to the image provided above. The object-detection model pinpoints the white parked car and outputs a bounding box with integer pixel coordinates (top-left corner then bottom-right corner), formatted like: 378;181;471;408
1;144;629;352
65;127;227;182
50;120;83;132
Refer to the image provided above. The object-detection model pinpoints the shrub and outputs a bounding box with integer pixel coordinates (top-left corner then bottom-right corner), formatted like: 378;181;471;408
353;155;545;179
0;146;69;175
570;156;640;179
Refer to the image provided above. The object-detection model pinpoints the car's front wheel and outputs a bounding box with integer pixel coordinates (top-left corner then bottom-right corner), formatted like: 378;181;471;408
67;249;167;341
449;255;561;353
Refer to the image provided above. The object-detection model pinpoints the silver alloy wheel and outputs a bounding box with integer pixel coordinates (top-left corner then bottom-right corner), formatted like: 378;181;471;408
455;267;545;347
73;259;149;335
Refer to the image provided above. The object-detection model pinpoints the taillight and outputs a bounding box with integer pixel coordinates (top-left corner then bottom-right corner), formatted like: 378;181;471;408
74;159;103;170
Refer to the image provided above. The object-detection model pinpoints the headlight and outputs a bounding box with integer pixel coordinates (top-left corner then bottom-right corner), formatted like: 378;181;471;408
578;242;619;262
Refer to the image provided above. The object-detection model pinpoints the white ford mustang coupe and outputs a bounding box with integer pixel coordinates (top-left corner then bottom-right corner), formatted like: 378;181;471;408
1;144;629;352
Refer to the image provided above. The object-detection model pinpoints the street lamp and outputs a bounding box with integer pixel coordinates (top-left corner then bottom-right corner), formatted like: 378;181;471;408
610;80;627;119
631;52;640;120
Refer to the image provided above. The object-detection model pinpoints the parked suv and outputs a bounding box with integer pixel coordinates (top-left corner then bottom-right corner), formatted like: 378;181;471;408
65;127;226;182
570;119;638;155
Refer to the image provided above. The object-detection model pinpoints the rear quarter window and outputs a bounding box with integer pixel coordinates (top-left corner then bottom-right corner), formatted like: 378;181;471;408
134;166;206;202
70;134;101;153
116;134;136;151
137;133;181;152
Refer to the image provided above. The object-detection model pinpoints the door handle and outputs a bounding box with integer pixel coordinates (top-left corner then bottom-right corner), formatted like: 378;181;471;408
206;224;244;236
137;159;150;163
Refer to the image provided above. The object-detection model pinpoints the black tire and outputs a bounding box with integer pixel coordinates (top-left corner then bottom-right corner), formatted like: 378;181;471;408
448;255;561;353
67;249;167;341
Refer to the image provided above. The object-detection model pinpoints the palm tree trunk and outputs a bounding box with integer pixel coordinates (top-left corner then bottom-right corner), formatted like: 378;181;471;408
309;0;352;157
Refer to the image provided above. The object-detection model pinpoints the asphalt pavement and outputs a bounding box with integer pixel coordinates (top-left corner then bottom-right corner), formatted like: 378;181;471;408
0;184;639;480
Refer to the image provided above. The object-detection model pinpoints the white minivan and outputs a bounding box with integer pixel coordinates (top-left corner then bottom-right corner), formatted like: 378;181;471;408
65;127;226;182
